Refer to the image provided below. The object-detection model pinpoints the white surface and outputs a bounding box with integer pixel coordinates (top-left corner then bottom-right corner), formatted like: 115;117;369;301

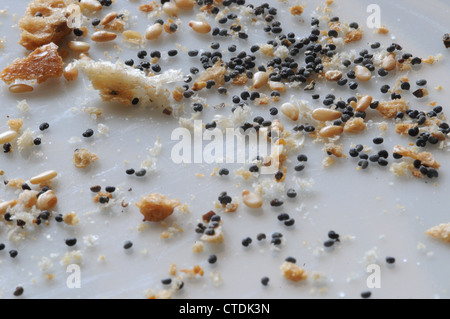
0;0;449;299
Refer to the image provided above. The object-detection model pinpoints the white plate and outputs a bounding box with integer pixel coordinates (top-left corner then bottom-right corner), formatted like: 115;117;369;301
0;0;449;299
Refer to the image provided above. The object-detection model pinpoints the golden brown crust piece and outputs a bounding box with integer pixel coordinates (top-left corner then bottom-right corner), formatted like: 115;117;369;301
197;61;227;86
136;193;180;222
0;43;64;84
72;148;98;168
19;0;73;51
425;223;450;243
280;262;308;282
393;145;440;169
377;99;409;118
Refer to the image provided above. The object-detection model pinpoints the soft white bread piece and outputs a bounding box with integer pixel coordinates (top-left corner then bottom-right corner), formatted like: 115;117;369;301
76;59;182;108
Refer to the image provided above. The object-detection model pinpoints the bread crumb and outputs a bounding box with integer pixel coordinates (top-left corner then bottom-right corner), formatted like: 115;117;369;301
393;145;440;169
63;211;79;226
344;117;366;133
169;263;177;276
375;25;389;34
61;250;83;266
76;59;182;107
289;5;305;16
344;28;363;43
322;156;335;168
82;107;103;118
280;261;308;282
72;148;98;169
180;265;204;279
18;0;73;50
17;128;34;152
377;98;409;118
135;193;180;222
425;223;450;243
7;119;23;132
209;271;223;287
17;100;30;113
0;43;63;84
201;226;224;244
38;257;53;272
197;61;227;86
192;241;204;253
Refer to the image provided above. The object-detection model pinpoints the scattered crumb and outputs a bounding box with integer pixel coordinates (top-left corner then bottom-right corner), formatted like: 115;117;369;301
425;223;450;243
280;262;308;282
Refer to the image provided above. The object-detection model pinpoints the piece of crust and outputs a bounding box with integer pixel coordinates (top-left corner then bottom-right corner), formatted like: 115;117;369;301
425;223;450;243
76;59;182;107
0;43;64;84
377;98;409;118
393;145;440;169
19;0;73;51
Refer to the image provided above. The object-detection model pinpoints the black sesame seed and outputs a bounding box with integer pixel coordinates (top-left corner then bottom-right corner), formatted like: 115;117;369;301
82;129;94;138
39;123;50;131
361;291;372;299
208;254;217;264
13;287;24;297
324;240;335;247
327;29;338;38
277;213;290;221
137;50;147;59
242;237;252;247
285;256;296;264
401;82;410;90
126;168;135;175
358;160;369;169
90;185;101;193
348;81;358;90
9;250;18;258
74;28;84;36
286;189;297;198
378;158;388;166
188;50;199;57
416;79;427;86
369;154;380;162
257;233;266;241
135;169;147;177
270;199;283;207
261;277;270;286
378;68;388;77
373;137;384;145
218;168;229;176
380;85;390;93
161;278;172;285
284;218;295;226
65;238;77;247
123;241;133;250
105;186;116;193
349;148;359;157
386;256;396;264
33;137;42;146
168;50;178;57
99;197;109;204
